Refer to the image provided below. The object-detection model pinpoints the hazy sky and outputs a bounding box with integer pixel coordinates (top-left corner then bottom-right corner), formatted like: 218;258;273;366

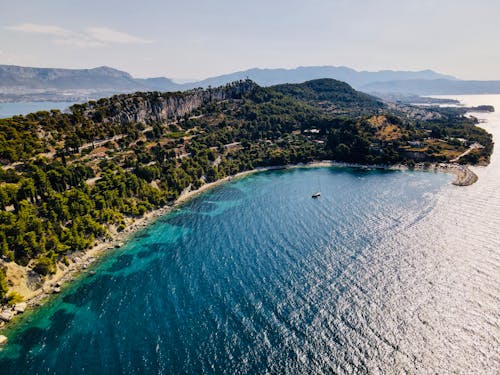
1;0;499;80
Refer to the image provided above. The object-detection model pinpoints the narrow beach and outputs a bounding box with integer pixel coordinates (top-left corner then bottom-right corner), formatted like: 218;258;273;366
0;160;477;334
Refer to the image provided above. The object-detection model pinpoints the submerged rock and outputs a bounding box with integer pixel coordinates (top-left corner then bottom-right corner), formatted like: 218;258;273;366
0;334;7;345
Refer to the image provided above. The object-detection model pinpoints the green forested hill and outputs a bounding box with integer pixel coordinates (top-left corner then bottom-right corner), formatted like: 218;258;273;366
271;79;383;114
0;79;493;297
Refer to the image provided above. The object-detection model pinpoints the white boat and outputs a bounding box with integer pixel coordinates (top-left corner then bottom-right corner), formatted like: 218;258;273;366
312;176;321;198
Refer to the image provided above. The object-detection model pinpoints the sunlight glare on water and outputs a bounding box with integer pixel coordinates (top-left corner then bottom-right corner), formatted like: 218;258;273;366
0;95;499;374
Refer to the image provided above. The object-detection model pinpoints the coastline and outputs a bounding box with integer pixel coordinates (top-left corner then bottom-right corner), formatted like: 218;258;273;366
249;160;477;186
0;160;477;334
0;168;261;331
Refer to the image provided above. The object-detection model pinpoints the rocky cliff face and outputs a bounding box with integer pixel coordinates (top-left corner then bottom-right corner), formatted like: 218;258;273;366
79;80;258;125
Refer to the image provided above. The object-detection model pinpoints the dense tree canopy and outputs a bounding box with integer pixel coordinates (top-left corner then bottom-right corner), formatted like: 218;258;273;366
0;79;493;283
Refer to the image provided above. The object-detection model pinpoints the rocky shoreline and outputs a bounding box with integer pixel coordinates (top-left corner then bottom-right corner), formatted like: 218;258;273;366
296;160;478;187
0;160;478;339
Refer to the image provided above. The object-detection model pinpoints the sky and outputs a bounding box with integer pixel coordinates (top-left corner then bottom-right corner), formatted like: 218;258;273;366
1;0;499;80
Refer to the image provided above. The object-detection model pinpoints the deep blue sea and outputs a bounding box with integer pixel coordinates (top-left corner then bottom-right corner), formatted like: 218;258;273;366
0;102;76;118
1;95;499;374
0;168;454;373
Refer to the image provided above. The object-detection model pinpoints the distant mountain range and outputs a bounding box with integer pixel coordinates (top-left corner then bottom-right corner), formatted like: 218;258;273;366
0;65;180;101
182;66;456;89
0;65;140;91
1;64;499;102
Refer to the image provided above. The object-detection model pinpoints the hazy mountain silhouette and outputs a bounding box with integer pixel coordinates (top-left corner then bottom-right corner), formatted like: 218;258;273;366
1;64;499;99
184;66;456;89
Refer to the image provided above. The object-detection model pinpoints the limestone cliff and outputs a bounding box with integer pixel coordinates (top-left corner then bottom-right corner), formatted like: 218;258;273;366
75;80;258;125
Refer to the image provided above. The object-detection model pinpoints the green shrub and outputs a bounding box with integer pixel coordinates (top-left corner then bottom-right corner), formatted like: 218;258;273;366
7;291;23;305
62;255;70;266
33;256;55;276
0;268;8;300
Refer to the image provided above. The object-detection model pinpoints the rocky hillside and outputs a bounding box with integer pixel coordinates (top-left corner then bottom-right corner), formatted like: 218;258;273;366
76;80;258;126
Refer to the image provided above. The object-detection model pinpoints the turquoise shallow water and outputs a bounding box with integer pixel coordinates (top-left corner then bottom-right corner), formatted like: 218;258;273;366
0;167;455;374
2;94;500;374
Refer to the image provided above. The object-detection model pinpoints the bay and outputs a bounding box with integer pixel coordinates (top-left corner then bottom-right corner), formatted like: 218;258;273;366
0;95;499;374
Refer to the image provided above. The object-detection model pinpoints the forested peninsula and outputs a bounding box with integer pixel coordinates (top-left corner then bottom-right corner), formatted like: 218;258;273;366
0;79;493;308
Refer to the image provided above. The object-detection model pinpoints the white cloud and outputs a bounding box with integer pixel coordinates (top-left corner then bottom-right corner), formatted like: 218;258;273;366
6;23;71;36
53;37;106;48
86;27;153;45
5;23;153;48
